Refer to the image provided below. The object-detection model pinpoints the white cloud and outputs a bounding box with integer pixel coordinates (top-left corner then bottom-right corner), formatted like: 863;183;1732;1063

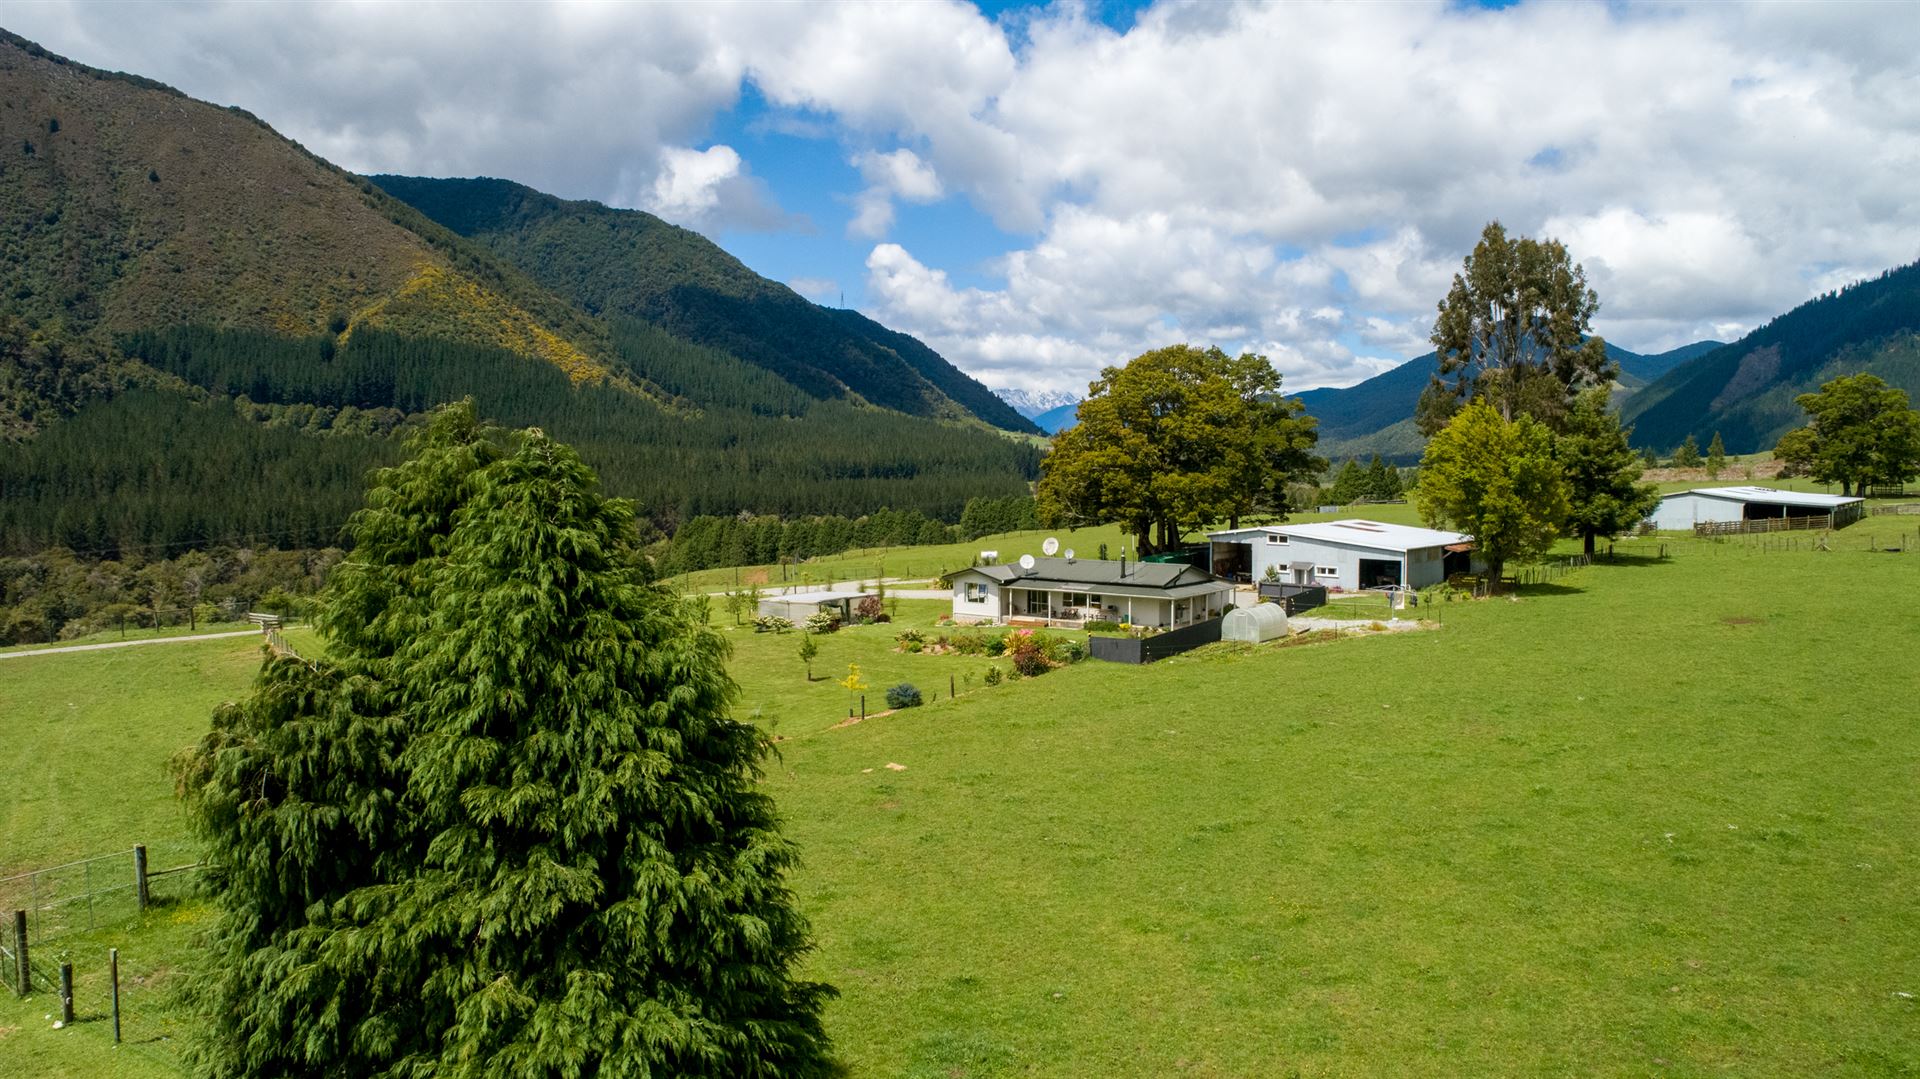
12;0;1920;394
847;149;945;238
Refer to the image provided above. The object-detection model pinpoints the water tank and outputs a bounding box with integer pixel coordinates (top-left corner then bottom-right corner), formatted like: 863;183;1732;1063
1221;602;1289;643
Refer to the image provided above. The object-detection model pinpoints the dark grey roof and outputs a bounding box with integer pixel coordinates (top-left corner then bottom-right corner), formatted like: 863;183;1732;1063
944;557;1220;591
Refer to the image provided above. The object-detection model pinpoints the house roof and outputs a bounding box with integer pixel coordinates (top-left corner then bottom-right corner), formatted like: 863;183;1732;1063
1661;485;1864;509
943;557;1227;593
1208;519;1472;554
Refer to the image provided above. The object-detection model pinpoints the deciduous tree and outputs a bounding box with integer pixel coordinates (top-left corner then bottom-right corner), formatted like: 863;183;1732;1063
176;403;835;1078
1557;388;1660;554
1421;222;1615;434
1416;400;1569;591
1036;345;1322;553
1775;373;1920;496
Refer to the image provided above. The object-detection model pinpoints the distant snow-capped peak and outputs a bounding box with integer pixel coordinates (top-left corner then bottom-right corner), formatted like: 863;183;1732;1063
992;387;1080;419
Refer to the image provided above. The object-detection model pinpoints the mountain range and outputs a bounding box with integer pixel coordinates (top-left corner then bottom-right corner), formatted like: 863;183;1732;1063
992;388;1082;434
0;31;1038;556
1283;260;1920;462
1292;339;1724;461
993;387;1078;417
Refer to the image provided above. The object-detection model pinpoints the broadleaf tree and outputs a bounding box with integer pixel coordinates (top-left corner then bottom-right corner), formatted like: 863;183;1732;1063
1774;373;1920;495
1557;388;1660;554
176;402;835;1078
1036;345;1322;554
1416;399;1569;591
1420;221;1616;434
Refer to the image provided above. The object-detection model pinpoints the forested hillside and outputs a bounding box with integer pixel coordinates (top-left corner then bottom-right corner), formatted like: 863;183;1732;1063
369;175;1039;433
0;33;1042;558
0;29;617;429
1622;262;1920;453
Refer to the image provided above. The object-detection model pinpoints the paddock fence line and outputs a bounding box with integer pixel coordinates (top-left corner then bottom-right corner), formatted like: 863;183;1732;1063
1693;514;1837;537
1872;503;1920;516
2;843;205;956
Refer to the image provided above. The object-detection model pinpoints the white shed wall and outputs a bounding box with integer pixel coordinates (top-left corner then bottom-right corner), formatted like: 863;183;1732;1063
1650;493;1742;530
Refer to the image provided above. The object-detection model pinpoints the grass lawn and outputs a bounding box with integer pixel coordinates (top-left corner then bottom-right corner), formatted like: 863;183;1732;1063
5;534;1919;1075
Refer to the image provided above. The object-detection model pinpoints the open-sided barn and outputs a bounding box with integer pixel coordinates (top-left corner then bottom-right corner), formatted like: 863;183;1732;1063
1648;486;1865;531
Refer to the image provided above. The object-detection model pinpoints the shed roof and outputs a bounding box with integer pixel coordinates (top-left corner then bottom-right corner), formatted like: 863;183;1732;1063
943;557;1226;593
1209;519;1471;554
1661;486;1864;509
763;589;869;604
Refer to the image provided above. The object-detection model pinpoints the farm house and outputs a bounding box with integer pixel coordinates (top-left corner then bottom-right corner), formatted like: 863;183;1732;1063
1648;486;1866;531
1206;520;1481;591
941;557;1234;629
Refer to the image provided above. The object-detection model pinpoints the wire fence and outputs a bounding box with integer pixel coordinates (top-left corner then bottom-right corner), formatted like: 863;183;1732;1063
5;844;206;1072
0;843;204;945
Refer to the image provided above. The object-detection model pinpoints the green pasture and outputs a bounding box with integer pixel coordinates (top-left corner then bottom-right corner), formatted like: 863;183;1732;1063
668;523;1137;593
4;532;1919;1075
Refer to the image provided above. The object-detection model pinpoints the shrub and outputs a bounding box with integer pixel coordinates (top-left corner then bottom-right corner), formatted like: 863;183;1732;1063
983;666;1004;686
885;683;923;710
984;635;1008;657
1049;637;1087;664
894;628;926;653
949;631;987;655
1083;619;1122;633
753;615;795;634
1009;632;1051;677
804;611;840;634
854;594;884;623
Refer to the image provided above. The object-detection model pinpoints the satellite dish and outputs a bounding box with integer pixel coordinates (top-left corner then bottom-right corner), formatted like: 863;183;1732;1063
1018;554;1036;571
1042;537;1060;556
1064;548;1076;562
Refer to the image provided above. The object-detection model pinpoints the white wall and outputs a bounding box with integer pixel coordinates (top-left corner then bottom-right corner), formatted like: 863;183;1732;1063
950;575;1003;623
1650;493;1742;530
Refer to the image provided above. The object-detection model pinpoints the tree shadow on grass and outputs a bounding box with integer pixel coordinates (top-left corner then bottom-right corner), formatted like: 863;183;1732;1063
1507;581;1587;599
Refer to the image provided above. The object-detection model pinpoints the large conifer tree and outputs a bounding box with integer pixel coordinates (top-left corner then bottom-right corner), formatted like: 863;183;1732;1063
178;402;834;1077
1557;388;1660;555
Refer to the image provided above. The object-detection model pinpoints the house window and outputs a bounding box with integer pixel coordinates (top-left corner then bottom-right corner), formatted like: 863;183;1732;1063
1065;592;1091;607
1316;565;1339;578
1265;534;1288;545
1026;590;1048;615
963;582;988;603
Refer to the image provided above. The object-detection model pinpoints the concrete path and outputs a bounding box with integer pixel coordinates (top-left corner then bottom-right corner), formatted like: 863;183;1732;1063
1289;616;1427;633
0;629;262;661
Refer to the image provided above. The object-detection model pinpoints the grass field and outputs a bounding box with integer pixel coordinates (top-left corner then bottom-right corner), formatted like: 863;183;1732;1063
4;531;1919;1075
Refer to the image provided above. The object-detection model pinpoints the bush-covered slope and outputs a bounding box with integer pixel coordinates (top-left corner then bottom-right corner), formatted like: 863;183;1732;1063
0;29;616;419
1622;262;1920;453
0;33;1043;553
370;175;1039;433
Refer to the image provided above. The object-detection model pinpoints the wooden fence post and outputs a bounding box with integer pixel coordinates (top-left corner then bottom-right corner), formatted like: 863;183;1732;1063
59;962;73;1024
110;947;121;1042
11;910;26;997
134;845;150;913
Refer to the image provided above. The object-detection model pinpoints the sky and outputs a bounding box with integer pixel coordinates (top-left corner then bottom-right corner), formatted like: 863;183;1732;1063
8;0;1919;397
